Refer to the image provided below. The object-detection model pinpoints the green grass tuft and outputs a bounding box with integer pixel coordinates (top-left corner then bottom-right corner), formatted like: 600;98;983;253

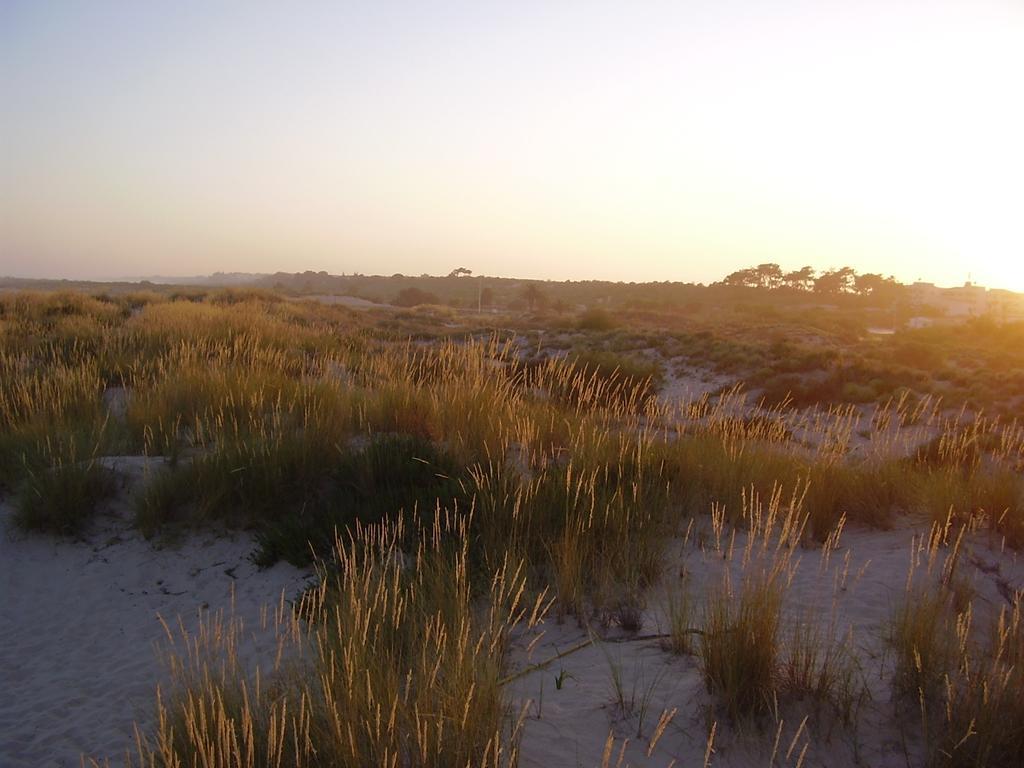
14;458;116;535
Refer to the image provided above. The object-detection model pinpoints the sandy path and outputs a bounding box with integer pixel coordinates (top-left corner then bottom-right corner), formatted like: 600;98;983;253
0;478;314;767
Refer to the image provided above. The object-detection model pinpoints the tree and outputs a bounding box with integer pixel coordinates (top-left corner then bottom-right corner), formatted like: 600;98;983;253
520;283;547;311
814;267;856;294
448;267;473;278
853;273;885;296
754;263;783;289
783;266;816;291
855;273;903;304
722;268;759;288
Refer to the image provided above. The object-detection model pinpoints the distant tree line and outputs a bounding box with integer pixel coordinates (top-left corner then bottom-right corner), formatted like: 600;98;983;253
719;263;902;297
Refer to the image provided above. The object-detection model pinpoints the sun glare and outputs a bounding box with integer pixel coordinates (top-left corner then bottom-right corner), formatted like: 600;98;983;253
2;1;1021;285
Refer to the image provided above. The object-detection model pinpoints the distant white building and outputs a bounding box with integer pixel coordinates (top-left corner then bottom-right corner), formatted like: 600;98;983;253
943;281;989;317
988;289;1024;322
909;281;941;307
907;280;1009;320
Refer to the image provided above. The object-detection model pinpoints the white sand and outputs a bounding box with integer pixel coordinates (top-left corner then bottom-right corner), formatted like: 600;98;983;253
2;456;1021;767
507;520;1023;767
0;459;314;767
658;367;738;407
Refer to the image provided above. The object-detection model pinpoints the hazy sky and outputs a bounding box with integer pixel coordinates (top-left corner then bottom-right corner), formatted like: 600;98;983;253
2;1;1023;288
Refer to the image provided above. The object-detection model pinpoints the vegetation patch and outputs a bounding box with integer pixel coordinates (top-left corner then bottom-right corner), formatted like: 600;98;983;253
14;457;116;535
137;434;467;566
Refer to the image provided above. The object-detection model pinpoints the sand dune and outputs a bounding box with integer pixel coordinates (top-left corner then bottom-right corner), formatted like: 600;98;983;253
0;470;313;767
2;487;1021;766
506;521;1022;767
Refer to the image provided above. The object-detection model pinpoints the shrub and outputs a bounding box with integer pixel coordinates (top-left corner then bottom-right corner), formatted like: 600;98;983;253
255;435;467;565
136;434;467;566
577;308;617;331
14;458;116;535
394;287;440;307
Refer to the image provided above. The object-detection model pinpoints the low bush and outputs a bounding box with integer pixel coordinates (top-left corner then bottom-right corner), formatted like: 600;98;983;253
14;457;116;535
577;307;617;331
136;434;467;565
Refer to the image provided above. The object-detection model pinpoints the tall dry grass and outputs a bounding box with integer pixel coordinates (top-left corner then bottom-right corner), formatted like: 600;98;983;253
4;289;1024;764
129;512;544;768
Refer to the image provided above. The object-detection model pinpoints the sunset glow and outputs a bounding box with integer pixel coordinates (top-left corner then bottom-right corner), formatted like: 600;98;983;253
2;1;1022;289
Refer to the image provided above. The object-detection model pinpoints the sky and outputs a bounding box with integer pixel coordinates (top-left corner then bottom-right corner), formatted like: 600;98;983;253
2;0;1023;289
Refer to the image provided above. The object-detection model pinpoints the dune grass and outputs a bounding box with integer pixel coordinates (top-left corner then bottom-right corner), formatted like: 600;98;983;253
130;513;540;768
5;290;1024;561
699;573;783;719
4;289;1024;765
13;451;115;535
934;595;1024;767
885;521;1024;767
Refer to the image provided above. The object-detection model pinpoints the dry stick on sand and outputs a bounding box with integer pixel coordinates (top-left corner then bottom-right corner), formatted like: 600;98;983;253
499;629;705;686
